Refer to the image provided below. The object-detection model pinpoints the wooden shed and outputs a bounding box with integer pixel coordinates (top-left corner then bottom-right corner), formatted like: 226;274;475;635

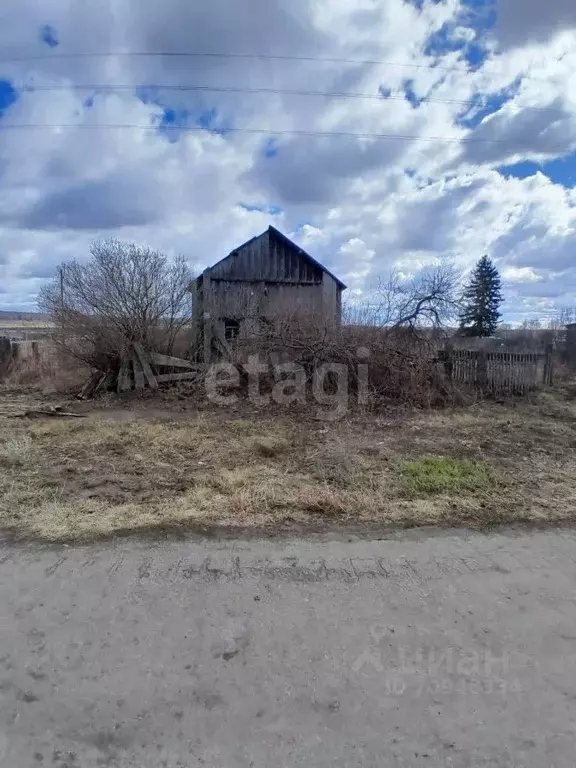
192;226;346;359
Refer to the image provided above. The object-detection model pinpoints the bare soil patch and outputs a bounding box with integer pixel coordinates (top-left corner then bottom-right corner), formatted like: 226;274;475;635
1;385;575;542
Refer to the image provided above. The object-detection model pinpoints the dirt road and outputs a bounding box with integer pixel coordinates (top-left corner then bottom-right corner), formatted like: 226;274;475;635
1;528;575;767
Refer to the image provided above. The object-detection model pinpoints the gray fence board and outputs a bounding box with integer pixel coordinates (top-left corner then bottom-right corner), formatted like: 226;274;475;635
440;346;554;394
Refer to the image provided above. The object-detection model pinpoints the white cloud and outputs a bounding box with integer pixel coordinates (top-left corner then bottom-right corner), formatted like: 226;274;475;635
501;266;542;283
337;237;375;289
1;0;576;322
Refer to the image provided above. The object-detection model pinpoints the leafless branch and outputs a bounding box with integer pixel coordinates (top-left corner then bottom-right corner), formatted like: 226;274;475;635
38;239;194;369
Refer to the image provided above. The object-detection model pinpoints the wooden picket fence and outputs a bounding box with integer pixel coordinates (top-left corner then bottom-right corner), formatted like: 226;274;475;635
439;346;554;395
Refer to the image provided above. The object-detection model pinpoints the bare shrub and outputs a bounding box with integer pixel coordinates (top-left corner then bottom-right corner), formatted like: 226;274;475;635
235;317;459;409
241;261;462;409
38;239;193;371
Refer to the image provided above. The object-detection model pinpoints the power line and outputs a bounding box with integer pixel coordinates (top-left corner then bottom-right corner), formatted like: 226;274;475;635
0;122;566;149
20;82;567;115
0;49;560;82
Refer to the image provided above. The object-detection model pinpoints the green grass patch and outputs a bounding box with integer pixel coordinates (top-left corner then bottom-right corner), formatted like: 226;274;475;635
399;457;498;497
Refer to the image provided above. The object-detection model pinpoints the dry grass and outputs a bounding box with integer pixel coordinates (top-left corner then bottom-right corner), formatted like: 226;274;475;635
1;383;575;541
0;435;34;467
0;344;88;395
0;321;53;330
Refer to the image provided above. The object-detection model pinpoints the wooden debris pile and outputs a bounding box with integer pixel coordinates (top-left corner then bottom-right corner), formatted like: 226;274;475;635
78;342;203;399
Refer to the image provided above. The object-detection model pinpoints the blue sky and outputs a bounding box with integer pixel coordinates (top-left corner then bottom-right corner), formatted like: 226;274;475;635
456;81;522;129
0;80;18;115
0;0;576;322
498;154;576;187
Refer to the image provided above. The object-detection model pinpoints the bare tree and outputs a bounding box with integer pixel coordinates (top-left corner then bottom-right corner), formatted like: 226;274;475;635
343;260;461;335
227;261;463;409
556;307;576;327
39;239;193;368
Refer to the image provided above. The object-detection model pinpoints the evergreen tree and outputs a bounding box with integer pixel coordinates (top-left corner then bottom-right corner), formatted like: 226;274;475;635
459;255;503;337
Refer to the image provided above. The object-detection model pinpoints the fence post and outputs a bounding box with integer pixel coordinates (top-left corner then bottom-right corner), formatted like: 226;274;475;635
443;343;454;383
0;336;12;379
544;343;554;386
477;350;488;390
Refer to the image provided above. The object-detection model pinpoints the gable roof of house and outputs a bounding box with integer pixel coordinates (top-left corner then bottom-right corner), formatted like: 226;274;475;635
199;226;347;290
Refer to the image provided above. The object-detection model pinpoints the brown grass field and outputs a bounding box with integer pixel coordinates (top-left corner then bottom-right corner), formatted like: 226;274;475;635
0;320;52;327
1;381;575;542
0;320;53;335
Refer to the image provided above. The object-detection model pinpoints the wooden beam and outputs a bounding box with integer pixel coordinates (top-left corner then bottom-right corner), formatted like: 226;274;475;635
213;324;234;361
0;337;12;378
148;352;197;369
117;358;132;393
132;343;158;390
156;372;202;383
131;351;145;390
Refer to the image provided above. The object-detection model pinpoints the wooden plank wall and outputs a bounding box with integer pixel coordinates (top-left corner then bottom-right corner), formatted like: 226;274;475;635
210;230;325;284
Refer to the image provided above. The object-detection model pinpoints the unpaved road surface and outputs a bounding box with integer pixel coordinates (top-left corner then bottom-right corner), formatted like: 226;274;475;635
1;529;576;767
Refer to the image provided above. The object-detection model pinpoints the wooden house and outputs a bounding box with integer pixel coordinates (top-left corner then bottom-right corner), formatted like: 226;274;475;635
192;226;346;359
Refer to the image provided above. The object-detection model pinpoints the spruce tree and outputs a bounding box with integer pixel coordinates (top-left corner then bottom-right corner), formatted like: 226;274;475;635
459;255;503;337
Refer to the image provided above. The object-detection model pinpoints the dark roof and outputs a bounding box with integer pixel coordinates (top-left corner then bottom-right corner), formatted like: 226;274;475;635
199;226;347;290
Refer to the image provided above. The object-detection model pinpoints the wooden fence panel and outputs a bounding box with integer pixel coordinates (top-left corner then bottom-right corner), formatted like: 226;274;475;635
441;347;553;394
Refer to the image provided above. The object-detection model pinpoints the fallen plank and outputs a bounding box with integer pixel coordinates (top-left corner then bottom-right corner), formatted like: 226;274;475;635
156;372;202;383
131;351;145;391
148;352;198;370
132;343;158;390
10;410;86;419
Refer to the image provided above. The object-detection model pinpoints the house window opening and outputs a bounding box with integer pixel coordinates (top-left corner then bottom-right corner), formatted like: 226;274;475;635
224;318;240;341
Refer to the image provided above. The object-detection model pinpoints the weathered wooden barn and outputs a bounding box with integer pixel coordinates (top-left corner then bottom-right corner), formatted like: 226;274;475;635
192;226;346;359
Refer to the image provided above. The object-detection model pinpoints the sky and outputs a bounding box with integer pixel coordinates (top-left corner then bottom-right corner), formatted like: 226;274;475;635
0;0;576;323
